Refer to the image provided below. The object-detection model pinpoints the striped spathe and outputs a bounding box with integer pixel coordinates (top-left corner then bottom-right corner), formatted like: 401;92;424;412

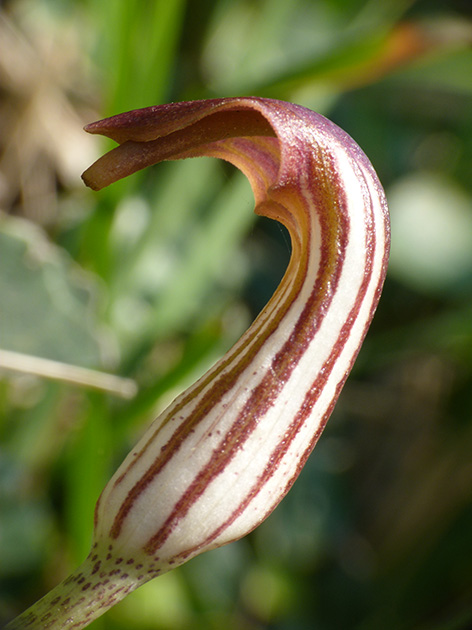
7;98;389;630
83;98;390;571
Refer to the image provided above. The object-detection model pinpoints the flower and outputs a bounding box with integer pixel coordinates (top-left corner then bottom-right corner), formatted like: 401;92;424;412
8;98;389;630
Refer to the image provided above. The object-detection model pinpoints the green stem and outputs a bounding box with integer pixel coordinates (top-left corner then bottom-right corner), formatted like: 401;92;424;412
6;544;153;629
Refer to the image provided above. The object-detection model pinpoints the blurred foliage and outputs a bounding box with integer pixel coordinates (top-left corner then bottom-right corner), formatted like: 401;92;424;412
1;0;472;628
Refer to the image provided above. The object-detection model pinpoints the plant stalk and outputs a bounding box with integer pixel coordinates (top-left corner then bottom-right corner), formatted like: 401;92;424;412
6;543;154;629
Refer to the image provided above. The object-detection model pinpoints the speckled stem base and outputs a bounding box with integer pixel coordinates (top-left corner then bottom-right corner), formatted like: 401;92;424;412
5;542;161;629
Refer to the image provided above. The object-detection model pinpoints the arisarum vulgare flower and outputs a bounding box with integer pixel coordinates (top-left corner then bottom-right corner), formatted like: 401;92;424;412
7;97;389;629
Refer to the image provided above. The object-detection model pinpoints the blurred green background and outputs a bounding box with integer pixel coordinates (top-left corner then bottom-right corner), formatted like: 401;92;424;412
1;0;472;628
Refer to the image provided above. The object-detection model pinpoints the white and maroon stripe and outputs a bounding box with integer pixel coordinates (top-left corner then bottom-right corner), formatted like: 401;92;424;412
6;99;388;630
87;98;389;572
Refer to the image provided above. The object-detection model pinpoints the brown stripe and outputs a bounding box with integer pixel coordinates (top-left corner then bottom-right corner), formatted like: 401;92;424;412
142;158;349;553
111;137;285;490
169;168;383;560
108;213;311;539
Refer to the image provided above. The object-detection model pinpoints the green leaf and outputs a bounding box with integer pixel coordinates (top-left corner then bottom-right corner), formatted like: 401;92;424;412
0;215;109;368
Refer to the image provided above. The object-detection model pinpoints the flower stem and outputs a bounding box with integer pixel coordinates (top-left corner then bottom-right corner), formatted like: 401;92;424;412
6;544;152;629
